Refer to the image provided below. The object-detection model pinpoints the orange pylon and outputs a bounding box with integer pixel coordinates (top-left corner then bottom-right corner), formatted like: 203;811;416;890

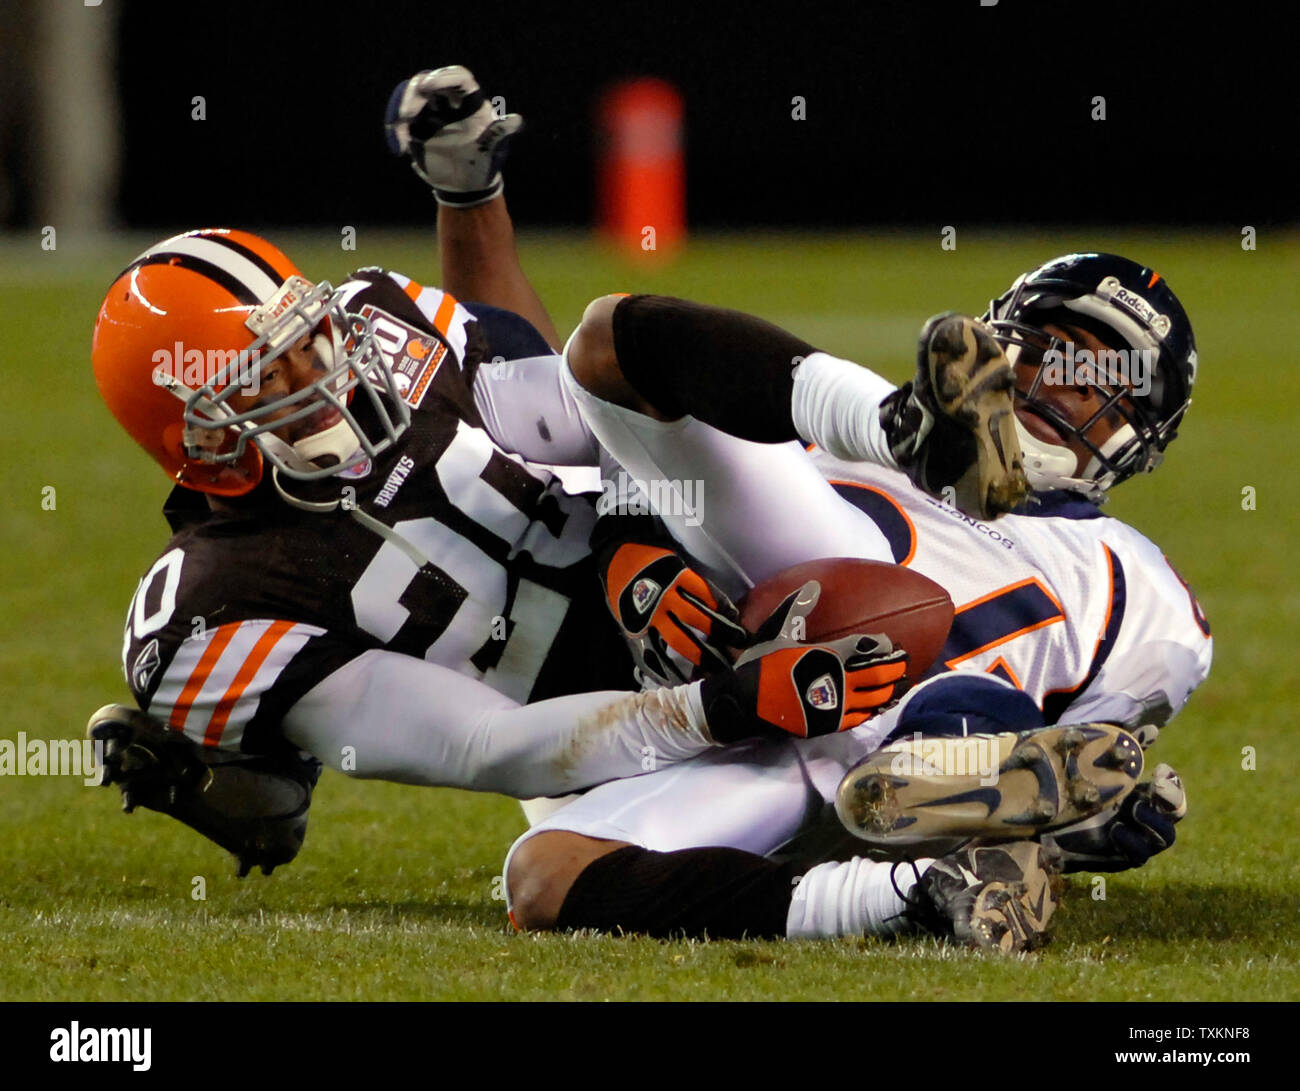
597;78;685;257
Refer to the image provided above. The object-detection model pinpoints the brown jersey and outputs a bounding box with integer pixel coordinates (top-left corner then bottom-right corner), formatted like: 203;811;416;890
120;270;631;754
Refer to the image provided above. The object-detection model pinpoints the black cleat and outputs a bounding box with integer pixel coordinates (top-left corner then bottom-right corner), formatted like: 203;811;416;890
900;840;1063;953
919;313;1030;517
87;703;321;877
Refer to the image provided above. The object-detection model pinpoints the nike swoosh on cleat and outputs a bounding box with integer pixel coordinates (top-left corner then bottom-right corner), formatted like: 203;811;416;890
915;786;1003;816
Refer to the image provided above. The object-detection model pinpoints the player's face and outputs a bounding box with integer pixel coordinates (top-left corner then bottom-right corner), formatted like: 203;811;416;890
225;332;340;445
1011;323;1130;474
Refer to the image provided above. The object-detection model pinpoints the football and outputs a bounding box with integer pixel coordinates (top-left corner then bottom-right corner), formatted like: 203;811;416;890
737;558;955;678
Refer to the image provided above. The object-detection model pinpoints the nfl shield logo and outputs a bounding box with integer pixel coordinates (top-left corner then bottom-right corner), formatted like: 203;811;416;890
631;578;661;614
805;673;838;710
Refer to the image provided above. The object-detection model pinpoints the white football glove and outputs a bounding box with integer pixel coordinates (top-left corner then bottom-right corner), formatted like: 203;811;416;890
384;65;523;206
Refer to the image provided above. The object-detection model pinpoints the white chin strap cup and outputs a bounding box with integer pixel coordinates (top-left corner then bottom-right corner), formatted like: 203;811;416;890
291;416;362;466
1015;418;1078;487
1013;417;1131;501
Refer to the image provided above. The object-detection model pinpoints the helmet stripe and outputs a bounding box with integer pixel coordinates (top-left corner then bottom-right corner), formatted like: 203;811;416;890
203;233;291;287
134;234;281;302
126;252;262;305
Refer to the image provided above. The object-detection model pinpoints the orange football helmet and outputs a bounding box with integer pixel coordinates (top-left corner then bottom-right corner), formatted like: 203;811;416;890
92;228;410;496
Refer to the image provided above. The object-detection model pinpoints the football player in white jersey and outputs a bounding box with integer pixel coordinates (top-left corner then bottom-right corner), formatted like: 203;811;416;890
503;252;1210;952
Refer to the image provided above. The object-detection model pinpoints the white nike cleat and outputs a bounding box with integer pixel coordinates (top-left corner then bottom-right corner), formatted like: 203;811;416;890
836;723;1144;853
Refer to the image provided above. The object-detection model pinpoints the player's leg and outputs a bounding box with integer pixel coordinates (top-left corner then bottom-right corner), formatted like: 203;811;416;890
508;826;1060;952
501;738;901;937
563;296;892;589
567;293;1027;520
280;645;894;799
503;673;1123;948
280;650;719;798
501;725;1054;949
564;372;891;591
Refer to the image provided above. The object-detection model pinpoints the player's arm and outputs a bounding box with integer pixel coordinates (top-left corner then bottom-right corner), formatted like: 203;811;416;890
385;66;563;349
437;200;562;350
1058;542;1213;750
285;636;903;795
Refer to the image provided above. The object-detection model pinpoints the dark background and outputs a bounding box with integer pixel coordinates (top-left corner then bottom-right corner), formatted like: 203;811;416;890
85;1;1300;228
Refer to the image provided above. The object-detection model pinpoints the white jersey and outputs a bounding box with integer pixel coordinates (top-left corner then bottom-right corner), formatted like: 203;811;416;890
510;377;1217;869
810;452;1213;739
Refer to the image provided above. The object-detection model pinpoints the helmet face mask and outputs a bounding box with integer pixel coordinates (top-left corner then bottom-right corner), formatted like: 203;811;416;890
159;276;411;484
94;229;413;497
982;253;1197;501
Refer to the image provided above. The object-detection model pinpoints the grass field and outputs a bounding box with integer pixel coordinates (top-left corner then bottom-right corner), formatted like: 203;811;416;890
2;229;1298;1001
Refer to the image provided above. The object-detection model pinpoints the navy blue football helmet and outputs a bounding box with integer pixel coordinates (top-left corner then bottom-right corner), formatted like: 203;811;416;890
982;253;1197;500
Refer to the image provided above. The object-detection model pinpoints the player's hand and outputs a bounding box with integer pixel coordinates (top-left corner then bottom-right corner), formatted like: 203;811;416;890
701;581;909;743
1042;762;1187;873
601;542;748;687
384;65;522;206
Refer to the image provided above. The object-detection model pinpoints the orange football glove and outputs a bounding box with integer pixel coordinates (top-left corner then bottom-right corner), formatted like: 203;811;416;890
600;542;747;686
700;581;909;742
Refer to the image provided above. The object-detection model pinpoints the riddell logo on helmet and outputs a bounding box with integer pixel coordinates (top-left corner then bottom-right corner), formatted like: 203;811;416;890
150;342;262;395
1097;276;1172;338
247;277;313;334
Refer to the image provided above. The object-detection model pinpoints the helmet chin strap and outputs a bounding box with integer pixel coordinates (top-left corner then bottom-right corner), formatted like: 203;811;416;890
289;415;362;465
1013;418;1133;501
269;465;437;575
1015;418;1087;493
270;465;343;513
1079;424;1137;490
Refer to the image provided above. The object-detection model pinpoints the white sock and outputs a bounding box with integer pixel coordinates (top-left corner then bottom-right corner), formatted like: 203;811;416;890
786;856;935;939
790;351;900;468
